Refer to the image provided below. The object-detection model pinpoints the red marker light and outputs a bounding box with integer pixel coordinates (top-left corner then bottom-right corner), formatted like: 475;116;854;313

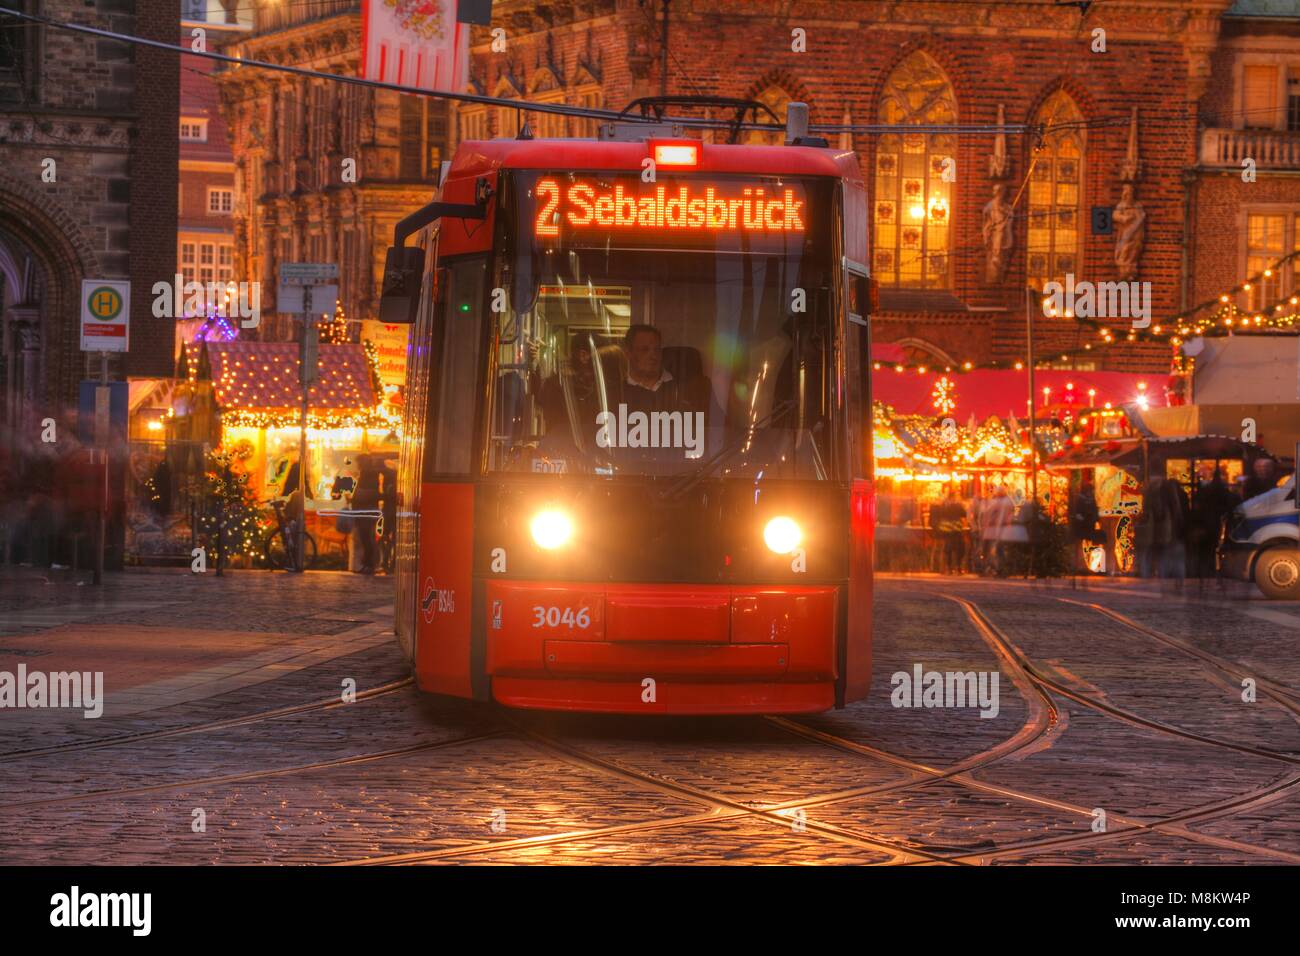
652;142;699;167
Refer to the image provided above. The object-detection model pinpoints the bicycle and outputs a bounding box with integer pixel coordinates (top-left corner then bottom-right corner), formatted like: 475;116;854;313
262;498;317;572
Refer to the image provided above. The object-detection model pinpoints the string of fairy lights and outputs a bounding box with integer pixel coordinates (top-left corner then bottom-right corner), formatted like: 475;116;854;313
872;247;1300;375
182;303;402;433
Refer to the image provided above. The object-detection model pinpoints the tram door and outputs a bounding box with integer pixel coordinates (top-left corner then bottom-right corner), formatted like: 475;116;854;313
839;181;874;706
412;255;491;700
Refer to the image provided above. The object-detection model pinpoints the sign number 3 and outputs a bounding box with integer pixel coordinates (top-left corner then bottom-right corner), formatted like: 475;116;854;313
531;606;591;629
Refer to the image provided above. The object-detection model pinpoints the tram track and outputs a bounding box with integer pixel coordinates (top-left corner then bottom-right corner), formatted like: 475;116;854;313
342;585;1287;866
7;586;1297;865
757;590;1300;864
0;677;414;762
0;729;501;812
339;594;1070;865
341;713;951;865
947;594;1300;765
1059;597;1300;709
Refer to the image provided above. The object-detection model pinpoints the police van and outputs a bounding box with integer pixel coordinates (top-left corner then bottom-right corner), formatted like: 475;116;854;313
1221;475;1299;599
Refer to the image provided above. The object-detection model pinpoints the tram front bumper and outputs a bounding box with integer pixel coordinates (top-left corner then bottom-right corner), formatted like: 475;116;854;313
484;581;839;712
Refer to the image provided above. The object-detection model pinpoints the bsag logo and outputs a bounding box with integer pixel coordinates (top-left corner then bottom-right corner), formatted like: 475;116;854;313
421;577;455;623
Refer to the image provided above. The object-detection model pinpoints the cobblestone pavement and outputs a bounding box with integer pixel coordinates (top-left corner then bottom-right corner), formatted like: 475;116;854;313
1;569;1298;865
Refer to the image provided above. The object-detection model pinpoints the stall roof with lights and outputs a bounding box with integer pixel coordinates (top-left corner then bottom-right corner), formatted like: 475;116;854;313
187;341;378;412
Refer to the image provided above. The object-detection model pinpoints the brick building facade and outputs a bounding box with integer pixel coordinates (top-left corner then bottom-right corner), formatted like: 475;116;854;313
1190;2;1300;328
177;7;250;330
216;0;450;342
0;0;178;435
460;0;1288;375
215;0;1299;373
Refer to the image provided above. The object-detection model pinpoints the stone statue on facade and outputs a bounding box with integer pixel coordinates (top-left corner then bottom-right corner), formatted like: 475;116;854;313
1113;183;1146;281
982;182;1015;284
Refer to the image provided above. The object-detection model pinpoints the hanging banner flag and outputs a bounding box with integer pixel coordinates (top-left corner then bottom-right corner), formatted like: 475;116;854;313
361;0;469;93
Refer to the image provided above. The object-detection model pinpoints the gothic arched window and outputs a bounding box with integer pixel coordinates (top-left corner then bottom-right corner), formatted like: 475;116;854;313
873;52;956;289
1027;91;1085;291
741;86;792;145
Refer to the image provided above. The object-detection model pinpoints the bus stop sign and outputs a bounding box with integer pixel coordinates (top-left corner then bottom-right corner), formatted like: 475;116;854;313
80;280;130;352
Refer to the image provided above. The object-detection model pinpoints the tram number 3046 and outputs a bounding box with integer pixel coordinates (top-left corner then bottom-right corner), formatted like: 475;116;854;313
531;606;592;629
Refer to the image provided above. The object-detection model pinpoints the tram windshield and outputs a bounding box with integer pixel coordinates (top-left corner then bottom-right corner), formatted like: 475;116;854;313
487;171;838;480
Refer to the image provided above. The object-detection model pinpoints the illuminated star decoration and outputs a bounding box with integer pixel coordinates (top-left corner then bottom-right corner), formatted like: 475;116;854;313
930;375;957;415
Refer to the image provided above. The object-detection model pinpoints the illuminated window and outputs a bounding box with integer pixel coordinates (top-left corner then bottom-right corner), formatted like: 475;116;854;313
526;72;567;139
218;244;234;283
741;86;792;146
180;242;197;285
460;106;488;141
574;86;603;138
1026;91;1084;292
1290;68;1300;132
207;188;234;214
873;52;955;289
1242;214;1284;310
531;95;567;139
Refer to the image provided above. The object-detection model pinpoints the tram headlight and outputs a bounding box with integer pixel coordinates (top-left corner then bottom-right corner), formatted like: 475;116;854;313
530;509;574;550
763;516;802;555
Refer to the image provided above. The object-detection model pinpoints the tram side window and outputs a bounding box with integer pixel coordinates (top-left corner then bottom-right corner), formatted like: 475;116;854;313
431;258;488;475
844;321;870;481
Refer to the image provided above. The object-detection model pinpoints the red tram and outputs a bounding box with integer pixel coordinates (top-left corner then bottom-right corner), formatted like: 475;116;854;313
381;103;874;714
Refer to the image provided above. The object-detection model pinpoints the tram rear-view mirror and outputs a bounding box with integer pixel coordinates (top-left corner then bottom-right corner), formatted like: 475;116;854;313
379;246;425;324
847;274;871;327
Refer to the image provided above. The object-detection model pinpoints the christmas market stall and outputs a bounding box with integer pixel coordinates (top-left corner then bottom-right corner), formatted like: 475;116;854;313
1046;404;1270;574
121;361;221;564
179;338;399;566
869;366;1150;570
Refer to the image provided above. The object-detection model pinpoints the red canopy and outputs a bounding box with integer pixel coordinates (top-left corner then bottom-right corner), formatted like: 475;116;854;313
872;368;1156;420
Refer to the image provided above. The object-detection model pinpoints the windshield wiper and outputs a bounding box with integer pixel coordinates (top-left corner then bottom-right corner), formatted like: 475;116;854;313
659;399;798;501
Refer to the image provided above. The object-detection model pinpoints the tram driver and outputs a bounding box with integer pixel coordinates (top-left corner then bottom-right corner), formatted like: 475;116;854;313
621;323;710;418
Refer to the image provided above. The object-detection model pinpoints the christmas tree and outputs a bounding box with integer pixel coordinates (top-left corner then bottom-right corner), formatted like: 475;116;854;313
194;449;263;567
319;298;350;344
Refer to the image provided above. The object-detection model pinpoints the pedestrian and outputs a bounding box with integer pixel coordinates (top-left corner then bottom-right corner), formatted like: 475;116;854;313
1243;457;1279;500
967;489;982;572
1148;476;1188;590
351;454;380;575
281;454;313;530
1190;470;1238;586
983;486;1014;576
937;490;966;574
1068;473;1101;585
379;458;397;574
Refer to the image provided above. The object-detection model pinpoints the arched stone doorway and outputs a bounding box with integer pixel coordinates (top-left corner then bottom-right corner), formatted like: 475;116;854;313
0;175;101;439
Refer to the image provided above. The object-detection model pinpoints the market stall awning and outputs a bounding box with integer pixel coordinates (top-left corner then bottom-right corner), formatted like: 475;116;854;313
872;368;1156;420
203;342;377;411
1046;438;1142;470
1121;402;1200;438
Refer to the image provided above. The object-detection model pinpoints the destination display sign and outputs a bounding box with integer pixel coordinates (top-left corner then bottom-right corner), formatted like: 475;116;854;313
531;175;811;244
